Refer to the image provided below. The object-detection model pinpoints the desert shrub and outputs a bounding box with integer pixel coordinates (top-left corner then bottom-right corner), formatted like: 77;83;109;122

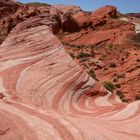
117;73;125;79
69;52;75;58
88;70;97;80
110;62;117;67
136;58;140;62
63;42;69;46
116;90;129;103
135;95;140;101
107;43;114;49
104;81;116;91
125;51;131;58
115;84;121;88
104;67;108;71
121;99;129;103
132;33;140;43
113;78;118;83
76;52;91;59
136;65;140;68
68;44;86;49
79;45;86;48
116;90;124;99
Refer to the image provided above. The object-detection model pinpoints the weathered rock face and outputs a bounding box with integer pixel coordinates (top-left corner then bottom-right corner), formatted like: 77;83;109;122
72;11;93;30
61;5;134;45
91;5;117;19
52;4;81;13
0;0;20;19
0;2;52;44
64;6;117;33
62;19;134;46
0;2;140;140
0;0;21;43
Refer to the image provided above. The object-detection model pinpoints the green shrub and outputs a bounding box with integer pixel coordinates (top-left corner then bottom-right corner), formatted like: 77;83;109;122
104;81;116;91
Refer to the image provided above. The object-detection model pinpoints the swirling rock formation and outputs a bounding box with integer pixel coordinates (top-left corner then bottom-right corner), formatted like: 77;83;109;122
0;2;140;140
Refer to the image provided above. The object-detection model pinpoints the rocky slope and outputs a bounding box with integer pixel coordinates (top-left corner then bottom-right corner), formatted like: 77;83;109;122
61;6;140;102
0;1;140;140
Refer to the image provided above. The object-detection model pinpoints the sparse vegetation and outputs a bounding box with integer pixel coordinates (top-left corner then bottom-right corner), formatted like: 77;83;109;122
66;44;86;49
136;65;140;68
88;70;97;80
76;52;91;59
63;27;139;104
107;43;114;49
121;98;129;103
104;67;108;71
132;33;140;43
89;45;98;49
136;58;140;62
109;62;117;68
69;52;75;58
135;95;140;101
116;90;124;99
113;78;118;83
115;83;121;88
104;81;116;92
117;73;125;79
63;42;70;46
116;90;129;103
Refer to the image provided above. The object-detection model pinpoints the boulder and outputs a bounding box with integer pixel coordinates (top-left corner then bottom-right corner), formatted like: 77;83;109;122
91;5;117;19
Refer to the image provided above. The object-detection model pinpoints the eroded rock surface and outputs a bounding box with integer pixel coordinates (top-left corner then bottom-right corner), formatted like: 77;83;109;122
0;1;140;140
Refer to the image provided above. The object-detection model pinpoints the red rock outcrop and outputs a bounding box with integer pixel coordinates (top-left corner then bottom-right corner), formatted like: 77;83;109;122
0;0;20;18
0;0;21;43
52;4;81;13
66;6;117;32
62;15;134;46
61;5;134;45
91;5;117;19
